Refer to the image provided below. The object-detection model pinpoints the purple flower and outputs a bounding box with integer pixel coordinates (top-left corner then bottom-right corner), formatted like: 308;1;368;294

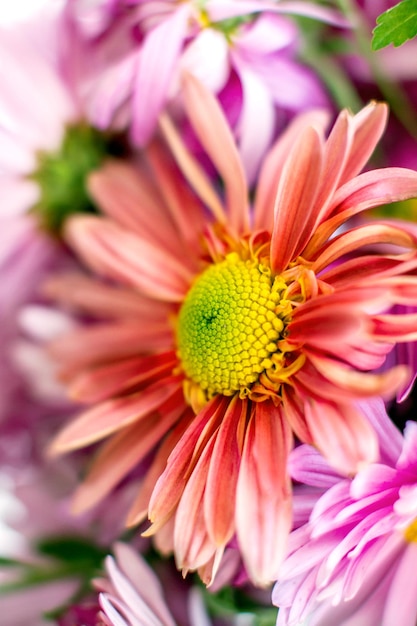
273;404;417;626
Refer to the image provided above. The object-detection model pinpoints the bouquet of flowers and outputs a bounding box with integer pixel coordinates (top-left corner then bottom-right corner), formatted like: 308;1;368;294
2;1;417;625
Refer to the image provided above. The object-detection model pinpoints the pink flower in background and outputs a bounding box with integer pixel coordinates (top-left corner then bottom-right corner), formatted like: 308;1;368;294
0;3;131;230
273;417;417;626
68;0;348;181
96;543;212;626
44;75;417;586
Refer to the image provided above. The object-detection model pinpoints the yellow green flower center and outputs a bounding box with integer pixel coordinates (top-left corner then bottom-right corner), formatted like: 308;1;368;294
177;252;289;402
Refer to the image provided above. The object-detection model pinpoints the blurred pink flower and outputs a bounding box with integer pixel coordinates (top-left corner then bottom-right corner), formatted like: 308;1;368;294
96;543;212;626
68;0;347;181
45;77;417;586
273;417;417;626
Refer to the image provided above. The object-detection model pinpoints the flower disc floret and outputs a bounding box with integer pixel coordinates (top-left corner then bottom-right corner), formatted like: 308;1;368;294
177;253;287;399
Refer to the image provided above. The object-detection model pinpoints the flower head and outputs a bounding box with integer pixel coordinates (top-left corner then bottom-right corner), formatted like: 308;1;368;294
47;75;417;585
273;417;417;626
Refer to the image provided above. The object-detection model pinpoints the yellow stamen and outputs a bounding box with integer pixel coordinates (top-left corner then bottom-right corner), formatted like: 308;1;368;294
176;251;302;410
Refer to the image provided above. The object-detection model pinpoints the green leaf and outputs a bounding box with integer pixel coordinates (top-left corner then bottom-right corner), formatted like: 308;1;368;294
35;535;107;567
372;0;417;50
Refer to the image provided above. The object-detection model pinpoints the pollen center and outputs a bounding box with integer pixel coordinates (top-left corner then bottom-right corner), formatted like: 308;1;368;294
177;253;286;398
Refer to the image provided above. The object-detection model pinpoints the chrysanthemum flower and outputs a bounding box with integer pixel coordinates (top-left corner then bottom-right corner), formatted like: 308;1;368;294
47;74;417;585
96;543;213;626
273;417;417;626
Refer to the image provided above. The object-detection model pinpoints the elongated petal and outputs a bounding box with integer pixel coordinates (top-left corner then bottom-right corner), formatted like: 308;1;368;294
204;396;247;546
132;4;189;145
254;109;329;231
270;126;322;273
49;377;182;455
182;72;249;233
64;216;193;301
71;390;185;514
236;402;293;584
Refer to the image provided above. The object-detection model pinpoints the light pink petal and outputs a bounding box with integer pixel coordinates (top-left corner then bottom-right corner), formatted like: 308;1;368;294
114;543;176;626
49;377;182;454
236;402;293;585
307;352;410;400
232;60;275;184
68;351;177;403
0;177;40;216
146;140;206;252
180;28;229;93
64;216;193;302
234;11;297;54
49;322;172;372
132;4;190;145
43;273;171;321
182;72;249;233
270;126;323;273
305;168;417;255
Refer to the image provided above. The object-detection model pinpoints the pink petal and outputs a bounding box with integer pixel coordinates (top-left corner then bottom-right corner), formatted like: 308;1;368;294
49;377;182;454
254;109;329;231
70;389;185;514
64;216;193;302
182;72;249;233
131;4;190;145
270;126;323;273
236;402;293;584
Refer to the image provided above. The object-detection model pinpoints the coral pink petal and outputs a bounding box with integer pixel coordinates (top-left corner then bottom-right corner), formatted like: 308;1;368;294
49;377;182;455
43;273;171;321
319;256;417;289
254;109;329;231
132;4;190;145
236;402;293;585
71;390;185;514
270;126;323;273
159;113;226;223
64;217;193;302
146;141;206;252
304;400;378;475
307;353;410;400
68;351;178;403
311;223;417;273
147;396;229;530
371;313;417;340
174;437;218;572
126;410;195;527
204;397;248;546
339;101;388;185
182;72;249;233
87;160;183;258
281;386;314;444
49;322;172;373
304;169;417;256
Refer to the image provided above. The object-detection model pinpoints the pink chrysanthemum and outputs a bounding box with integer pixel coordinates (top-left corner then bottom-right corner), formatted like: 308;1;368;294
96;543;213;626
273;417;417;626
47;75;417;585
68;0;347;181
